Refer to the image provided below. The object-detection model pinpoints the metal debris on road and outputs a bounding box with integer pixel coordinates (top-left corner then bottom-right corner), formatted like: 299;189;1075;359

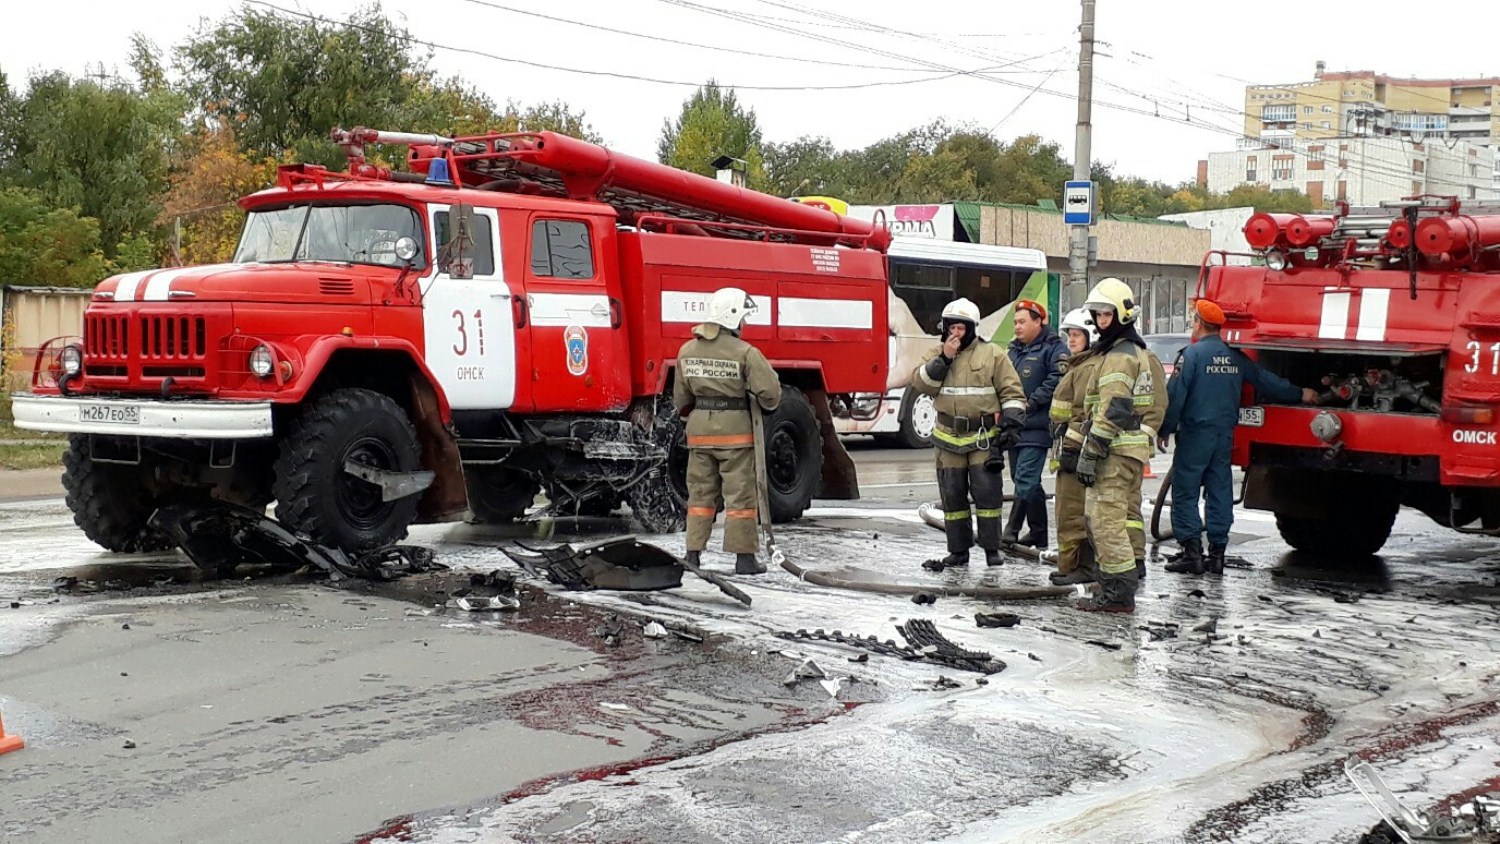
642;621;668;639
897;619;1006;675
503;537;685;592
782;659;828;687
149;502;442;581
455;594;520;612
912;592;937;605
974;612;1020;629
1346;758;1500;843
1084;640;1123;651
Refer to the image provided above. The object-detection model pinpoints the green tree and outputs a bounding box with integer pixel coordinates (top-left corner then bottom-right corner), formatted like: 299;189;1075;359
0;71;184;261
0;186;109;287
176;4;434;167
658;81;766;187
1217;184;1315;213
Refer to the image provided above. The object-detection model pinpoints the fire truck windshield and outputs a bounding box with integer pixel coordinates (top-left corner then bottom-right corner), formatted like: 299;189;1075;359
234;203;426;268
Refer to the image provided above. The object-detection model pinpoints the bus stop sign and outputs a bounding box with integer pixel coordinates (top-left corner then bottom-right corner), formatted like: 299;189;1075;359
1064;181;1095;226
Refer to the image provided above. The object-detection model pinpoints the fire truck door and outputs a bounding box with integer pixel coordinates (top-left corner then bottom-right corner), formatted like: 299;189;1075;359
421;204;523;410
522;216;630;412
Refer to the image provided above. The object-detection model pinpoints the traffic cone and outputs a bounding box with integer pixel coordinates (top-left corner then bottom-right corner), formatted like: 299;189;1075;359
0;708;24;755
1143;458;1156;479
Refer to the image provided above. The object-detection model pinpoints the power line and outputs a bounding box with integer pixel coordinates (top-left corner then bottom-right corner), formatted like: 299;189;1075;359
242;0;1052;92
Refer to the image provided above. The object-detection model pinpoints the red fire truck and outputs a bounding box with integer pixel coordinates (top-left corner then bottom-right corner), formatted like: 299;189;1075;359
10;128;891;557
1204;196;1500;556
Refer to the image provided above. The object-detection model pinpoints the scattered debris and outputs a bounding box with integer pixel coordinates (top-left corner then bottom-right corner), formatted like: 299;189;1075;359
1191;618;1218;635
642;621;668;639
897;619;1006;674
783;659;828;686
1347;757;1500;843
593;614;627;646
818;678;843;699
1188;589;1206;598
912;592;938;605
922;676;963;691
849;653;869;663
1140;622;1179;642
456;594;519;612
599;702;630;712
150;502;443;581
121;623;131;631
1028;653;1041;662
1257;595;1275;603
9;602;18;610
774;628;1003;674
668;626;705;644
1085;640;1123;651
122;739;136;750
51;576;77;592
503;537;684;592
974;612;1020;629
976;677;989;686
1333;593;1360;604
1313;629;1323;639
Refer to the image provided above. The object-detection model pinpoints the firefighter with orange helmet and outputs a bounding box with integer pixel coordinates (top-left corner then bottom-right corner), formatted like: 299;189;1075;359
911;297;1027;570
673;287;782;574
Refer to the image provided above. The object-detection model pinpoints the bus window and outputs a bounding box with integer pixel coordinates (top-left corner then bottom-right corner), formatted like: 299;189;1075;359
955;266;1017;316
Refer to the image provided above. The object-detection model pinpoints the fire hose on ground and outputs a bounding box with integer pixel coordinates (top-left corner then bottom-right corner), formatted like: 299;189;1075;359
777;554;1082;600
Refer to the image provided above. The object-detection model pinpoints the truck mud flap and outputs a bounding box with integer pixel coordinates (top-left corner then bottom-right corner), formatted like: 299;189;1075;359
501;537;685;592
149;502;443;581
805;387;858;500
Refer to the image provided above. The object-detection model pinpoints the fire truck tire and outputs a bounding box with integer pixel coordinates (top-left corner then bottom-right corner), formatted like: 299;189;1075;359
465;467;539;524
765;386;823;524
273;388;422;552
62;436;173;553
1274;481;1400;557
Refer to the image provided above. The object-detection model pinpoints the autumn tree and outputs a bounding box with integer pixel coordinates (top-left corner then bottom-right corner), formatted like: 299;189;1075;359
658;81;766;187
157;123;279;265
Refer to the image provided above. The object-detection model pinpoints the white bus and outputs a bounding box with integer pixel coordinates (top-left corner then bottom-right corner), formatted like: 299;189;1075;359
831;238;1052;447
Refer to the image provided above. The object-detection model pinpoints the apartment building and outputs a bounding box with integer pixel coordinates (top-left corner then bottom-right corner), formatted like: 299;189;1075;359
1242;62;1500;188
1204;134;1496;206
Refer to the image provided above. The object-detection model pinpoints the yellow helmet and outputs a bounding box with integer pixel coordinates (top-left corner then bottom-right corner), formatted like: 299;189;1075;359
1083;277;1139;325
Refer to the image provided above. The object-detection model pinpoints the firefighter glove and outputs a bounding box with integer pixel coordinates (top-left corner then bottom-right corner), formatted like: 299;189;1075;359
995;407;1024;450
1049;420;1068;441
1058;447;1080;475
984;439;1006;474
1077;434;1110;488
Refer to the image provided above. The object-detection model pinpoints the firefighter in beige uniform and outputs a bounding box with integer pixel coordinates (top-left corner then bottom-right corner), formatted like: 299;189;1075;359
673;287;782;575
1046;308;1100;586
910;298;1026;570
1074;278;1159;612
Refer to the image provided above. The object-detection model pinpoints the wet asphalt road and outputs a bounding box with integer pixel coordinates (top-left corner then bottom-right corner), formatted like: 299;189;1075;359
1;442;1498;843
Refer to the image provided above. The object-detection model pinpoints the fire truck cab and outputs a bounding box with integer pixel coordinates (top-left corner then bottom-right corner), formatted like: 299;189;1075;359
11;128;891;562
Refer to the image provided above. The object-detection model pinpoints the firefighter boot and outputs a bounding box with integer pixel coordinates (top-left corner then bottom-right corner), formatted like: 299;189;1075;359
1135;558;1147;587
685;550;702;569
1165;539;1204;574
1017;496;1049;548
735;553;767;575
1075;568;1137;613
1001;506;1026;545
923;551;970;572
984;548;1004;567
1050;538;1097;585
1206;543;1227;575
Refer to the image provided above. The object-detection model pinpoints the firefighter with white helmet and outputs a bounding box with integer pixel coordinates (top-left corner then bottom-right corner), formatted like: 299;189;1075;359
1045;308;1103;585
910;297;1027;570
673;287;782;574
1072;278;1167;612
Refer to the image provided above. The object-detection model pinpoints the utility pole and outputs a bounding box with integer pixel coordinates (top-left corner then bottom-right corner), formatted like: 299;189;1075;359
1066;0;1096;311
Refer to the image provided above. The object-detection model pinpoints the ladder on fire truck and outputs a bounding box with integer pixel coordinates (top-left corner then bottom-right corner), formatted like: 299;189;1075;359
324;127;891;252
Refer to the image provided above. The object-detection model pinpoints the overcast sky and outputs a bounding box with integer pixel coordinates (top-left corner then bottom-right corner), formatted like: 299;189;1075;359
6;0;1500;186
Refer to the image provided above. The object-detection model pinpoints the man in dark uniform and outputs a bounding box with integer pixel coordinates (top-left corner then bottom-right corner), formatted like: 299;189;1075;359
1005;299;1068;547
1159;299;1318;575
673;287;783;574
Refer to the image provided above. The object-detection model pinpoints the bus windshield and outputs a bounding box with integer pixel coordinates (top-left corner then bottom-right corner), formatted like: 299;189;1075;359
234;203;426;268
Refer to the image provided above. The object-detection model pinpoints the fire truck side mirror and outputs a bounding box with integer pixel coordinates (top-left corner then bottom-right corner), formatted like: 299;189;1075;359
440;203;477;279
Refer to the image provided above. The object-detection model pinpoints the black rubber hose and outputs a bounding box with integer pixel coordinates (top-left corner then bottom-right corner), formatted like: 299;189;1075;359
916;503;1049;562
1150;466;1175;543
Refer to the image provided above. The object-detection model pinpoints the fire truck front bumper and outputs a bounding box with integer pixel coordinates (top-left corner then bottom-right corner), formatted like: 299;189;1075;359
9;394;274;440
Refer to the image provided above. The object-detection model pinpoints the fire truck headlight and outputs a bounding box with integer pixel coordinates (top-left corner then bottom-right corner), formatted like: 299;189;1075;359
249;345;275;379
60;344;83;376
1265;249;1289;271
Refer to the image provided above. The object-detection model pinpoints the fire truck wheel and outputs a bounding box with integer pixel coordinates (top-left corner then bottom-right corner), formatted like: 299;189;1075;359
273;388;423;552
765;386;823;524
62;436;174;553
465;467;540;524
1274;479;1400;558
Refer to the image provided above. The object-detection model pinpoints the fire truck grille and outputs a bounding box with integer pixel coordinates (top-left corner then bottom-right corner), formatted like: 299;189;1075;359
87;315;209;361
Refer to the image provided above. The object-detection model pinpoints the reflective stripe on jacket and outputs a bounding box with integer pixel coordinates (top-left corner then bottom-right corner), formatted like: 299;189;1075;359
910;339;1025;454
1084;338;1162;462
673;323;782;449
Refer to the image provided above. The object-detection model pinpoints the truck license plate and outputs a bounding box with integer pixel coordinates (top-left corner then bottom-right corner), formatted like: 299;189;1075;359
79;403;140;425
1237;406;1265;427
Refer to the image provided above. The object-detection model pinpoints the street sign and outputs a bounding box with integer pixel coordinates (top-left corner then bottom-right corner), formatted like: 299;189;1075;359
1063;180;1095;226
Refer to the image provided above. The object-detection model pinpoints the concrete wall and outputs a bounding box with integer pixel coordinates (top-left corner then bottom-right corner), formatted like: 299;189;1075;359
1158;207;1256;266
1;287;90;385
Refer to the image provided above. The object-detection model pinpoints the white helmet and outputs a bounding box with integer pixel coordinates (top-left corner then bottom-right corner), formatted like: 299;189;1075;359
941;298;982;325
707;287;757;330
1060;308;1097;343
